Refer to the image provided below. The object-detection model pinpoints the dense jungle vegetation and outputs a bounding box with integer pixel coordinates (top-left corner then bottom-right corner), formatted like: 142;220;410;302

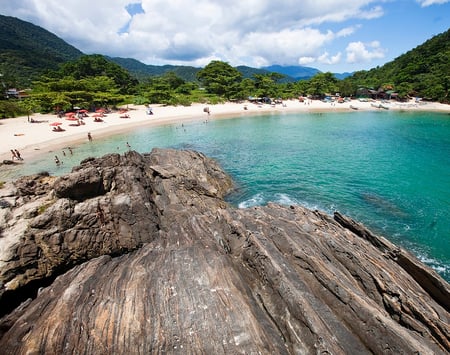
0;13;448;118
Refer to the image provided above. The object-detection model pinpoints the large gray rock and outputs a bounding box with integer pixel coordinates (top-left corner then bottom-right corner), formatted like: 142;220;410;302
0;149;448;354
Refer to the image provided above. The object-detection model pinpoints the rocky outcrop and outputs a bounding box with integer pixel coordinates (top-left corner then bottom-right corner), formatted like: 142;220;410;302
0;148;448;354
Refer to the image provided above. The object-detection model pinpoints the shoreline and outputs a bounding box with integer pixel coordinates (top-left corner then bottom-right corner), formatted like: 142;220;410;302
1;98;449;163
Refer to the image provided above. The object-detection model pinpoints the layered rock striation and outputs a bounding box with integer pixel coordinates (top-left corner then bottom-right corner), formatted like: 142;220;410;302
0;149;448;354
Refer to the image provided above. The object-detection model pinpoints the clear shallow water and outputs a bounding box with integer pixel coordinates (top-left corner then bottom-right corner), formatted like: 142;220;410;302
2;110;449;281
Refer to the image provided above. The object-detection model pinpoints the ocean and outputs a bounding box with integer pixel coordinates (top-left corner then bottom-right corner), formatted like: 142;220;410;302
2;110;449;281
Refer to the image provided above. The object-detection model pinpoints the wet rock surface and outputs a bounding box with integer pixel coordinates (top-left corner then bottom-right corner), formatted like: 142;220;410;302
0;149;448;354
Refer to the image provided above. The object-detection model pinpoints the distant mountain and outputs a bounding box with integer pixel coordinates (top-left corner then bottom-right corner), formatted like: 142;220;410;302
262;65;353;81
107;57;201;82
0;14;83;86
5;12;446;102
0;14;340;87
262;65;319;80
333;72;353;80
235;65;271;78
235;65;298;82
107;60;301;83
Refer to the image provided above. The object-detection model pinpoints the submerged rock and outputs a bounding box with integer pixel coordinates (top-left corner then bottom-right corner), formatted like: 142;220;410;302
0;149;448;354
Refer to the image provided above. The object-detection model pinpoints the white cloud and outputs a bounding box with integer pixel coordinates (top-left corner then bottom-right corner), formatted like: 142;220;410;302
229;28;336;67
299;57;316;65
417;0;450;6
318;52;342;65
1;0;434;71
346;41;386;63
298;51;342;67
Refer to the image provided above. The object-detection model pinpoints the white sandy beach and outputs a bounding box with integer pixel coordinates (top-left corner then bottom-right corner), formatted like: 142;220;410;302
1;98;449;162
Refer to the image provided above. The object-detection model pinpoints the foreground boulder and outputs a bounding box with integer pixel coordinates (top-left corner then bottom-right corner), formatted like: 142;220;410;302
0;149;448;354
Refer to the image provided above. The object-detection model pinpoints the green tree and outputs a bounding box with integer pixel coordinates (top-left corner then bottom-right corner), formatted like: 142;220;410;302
307;72;339;98
337;78;358;98
197;61;242;99
253;74;278;98
161;71;185;90
59;54;138;94
17;97;41;119
239;78;256;99
293;80;309;98
394;82;413;100
31;75;127;112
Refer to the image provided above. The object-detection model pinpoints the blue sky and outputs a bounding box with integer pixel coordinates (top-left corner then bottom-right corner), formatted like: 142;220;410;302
1;0;449;73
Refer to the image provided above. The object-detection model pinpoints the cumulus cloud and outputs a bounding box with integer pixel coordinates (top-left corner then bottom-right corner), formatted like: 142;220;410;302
1;0;439;71
346;41;386;63
417;0;450;6
318;52;342;65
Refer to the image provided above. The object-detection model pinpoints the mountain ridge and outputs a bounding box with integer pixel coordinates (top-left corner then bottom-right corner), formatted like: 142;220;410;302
0;14;342;85
0;15;83;86
0;14;448;102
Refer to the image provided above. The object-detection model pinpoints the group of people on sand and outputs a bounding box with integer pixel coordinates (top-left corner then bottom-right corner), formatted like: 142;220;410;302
10;149;23;161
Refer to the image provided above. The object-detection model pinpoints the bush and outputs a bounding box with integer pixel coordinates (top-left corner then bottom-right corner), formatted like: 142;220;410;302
0;100;27;118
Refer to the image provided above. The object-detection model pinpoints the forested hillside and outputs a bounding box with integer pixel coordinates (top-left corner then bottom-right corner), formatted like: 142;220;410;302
1;14;448;107
347;28;450;101
0;15;83;87
107;59;294;83
107;57;201;82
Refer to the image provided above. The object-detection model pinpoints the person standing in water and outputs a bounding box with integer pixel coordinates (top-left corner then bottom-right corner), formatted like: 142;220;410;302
10;150;18;160
14;149;23;160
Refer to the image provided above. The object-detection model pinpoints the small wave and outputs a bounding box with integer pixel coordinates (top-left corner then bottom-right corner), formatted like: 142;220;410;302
416;253;449;279
238;192;327;212
238;193;265;208
273;193;300;206
274;193;331;212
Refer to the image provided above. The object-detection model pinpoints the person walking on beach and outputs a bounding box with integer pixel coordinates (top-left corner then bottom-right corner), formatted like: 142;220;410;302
10;149;18;160
88;132;92;141
14;149;23;160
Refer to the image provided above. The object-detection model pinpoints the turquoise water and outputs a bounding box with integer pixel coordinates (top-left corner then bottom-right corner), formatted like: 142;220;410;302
2;110;449;281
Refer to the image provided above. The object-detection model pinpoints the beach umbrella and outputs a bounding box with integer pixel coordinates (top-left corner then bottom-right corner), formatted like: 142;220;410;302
79;109;88;113
49;122;62;126
65;112;75;117
66;116;78;121
93;113;103;117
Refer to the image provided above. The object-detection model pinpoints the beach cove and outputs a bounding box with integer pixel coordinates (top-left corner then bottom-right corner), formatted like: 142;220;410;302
1;98;449;163
1;99;450;281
